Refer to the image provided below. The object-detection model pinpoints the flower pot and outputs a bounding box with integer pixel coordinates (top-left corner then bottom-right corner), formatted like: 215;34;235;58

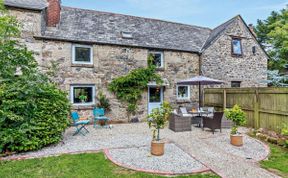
230;134;243;146
151;140;165;156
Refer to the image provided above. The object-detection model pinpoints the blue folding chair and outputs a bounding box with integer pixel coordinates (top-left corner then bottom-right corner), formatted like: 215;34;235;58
93;108;110;128
71;112;90;136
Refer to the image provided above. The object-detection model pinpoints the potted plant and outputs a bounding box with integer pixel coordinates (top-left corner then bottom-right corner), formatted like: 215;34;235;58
147;101;172;156
224;105;247;146
79;94;88;103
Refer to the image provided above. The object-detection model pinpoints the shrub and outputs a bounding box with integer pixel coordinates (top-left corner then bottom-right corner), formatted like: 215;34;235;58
224;105;246;135
96;91;111;111
0;79;71;153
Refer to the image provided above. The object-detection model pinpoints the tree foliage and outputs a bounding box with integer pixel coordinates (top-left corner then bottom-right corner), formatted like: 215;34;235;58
0;2;71;153
255;6;288;72
147;101;172;141
224;105;246;135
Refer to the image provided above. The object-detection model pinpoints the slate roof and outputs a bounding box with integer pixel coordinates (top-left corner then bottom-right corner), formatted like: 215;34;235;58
201;16;238;51
41;6;212;53
4;0;241;53
4;0;47;10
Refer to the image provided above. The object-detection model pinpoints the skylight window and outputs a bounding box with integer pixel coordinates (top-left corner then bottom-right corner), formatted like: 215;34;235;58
121;31;133;39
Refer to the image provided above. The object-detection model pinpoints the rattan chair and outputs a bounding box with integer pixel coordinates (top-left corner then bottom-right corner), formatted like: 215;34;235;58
169;113;191;132
202;112;223;134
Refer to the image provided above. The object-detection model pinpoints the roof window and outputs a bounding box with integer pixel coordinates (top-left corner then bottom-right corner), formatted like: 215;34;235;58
121;31;133;39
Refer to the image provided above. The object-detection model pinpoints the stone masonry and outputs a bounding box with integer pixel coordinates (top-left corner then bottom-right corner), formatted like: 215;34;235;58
201;16;267;87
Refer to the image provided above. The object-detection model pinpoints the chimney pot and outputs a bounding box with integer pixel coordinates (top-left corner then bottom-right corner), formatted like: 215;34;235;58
248;24;257;37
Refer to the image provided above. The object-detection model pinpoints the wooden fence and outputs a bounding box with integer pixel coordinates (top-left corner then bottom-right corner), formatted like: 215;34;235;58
204;87;288;132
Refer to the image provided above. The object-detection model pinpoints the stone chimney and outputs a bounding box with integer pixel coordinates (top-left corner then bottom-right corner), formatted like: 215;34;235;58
46;0;61;27
248;24;257;37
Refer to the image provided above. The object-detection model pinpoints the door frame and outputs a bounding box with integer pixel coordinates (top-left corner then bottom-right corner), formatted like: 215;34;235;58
148;86;164;114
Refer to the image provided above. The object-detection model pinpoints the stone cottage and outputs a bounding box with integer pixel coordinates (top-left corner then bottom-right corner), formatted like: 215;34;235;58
3;0;268;121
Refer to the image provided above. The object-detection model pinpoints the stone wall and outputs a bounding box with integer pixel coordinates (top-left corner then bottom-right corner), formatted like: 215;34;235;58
40;42;200;121
201;17;268;87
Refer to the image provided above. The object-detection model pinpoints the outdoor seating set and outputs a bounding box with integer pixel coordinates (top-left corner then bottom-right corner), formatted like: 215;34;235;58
169;105;224;134
71;108;110;136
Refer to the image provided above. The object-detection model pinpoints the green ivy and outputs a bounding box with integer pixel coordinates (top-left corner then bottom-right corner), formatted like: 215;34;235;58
108;54;162;119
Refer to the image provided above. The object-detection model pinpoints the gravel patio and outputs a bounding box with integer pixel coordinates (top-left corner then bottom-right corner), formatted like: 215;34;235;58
2;123;279;178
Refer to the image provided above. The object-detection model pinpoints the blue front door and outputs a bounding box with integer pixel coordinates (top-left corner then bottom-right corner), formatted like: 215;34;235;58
148;87;163;114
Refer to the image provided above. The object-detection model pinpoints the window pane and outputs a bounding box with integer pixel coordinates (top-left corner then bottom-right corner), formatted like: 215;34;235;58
73;87;93;103
178;86;189;98
75;47;91;62
151;53;162;68
232;39;242;55
231;81;241;88
149;88;161;102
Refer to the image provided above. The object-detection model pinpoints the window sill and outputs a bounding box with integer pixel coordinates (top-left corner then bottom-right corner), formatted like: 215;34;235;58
231;54;243;58
155;68;165;71
72;104;95;110
176;99;191;103
71;64;94;68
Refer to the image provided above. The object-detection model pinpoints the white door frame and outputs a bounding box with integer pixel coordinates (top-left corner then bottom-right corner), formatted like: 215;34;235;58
148;86;164;114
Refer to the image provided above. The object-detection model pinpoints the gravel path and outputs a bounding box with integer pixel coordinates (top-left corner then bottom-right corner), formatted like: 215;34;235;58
2;123;279;178
106;144;208;174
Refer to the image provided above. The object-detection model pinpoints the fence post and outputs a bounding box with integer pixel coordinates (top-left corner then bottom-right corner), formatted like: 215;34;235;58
254;89;260;129
223;89;227;111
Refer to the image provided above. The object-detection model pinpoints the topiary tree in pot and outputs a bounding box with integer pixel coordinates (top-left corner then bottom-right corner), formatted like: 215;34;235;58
224;105;247;146
147;101;172;156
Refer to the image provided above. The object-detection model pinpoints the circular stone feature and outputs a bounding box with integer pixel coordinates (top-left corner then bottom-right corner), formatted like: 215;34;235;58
105;143;209;175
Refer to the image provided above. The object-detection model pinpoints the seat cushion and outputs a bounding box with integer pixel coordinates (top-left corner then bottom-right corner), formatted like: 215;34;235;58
180;107;188;114
183;113;193;117
95;116;109;120
76;120;90;125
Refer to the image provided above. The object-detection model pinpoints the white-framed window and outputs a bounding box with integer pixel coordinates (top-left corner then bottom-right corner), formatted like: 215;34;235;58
149;51;164;68
70;85;95;105
176;85;190;99
72;44;93;64
231;38;243;56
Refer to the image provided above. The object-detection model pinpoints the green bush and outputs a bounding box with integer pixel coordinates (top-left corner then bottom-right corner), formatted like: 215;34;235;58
224;105;246;135
96;91;111;111
0;79;71;153
0;4;71;153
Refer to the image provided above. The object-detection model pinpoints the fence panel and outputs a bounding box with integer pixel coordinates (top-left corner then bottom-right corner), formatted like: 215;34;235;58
204;87;288;132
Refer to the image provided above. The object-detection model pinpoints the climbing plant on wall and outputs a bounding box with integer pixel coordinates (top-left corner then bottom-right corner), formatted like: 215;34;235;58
108;54;162;120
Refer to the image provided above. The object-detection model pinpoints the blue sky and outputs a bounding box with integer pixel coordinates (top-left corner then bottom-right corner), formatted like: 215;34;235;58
61;0;287;28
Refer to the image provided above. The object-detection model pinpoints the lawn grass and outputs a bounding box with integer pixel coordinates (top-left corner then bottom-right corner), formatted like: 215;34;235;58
260;144;288;178
0;153;219;178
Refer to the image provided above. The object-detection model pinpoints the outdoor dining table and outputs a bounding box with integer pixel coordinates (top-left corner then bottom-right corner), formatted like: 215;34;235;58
188;110;213;128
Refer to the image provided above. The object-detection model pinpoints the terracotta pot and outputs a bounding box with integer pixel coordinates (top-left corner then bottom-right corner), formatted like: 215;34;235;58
230;134;243;146
151;140;165;156
99;120;106;126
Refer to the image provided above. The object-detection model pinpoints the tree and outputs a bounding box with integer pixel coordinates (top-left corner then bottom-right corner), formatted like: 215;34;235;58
0;1;71;153
255;6;288;72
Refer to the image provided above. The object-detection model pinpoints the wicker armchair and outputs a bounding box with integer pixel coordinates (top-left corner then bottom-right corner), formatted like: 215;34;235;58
169;113;191;132
202;112;223;134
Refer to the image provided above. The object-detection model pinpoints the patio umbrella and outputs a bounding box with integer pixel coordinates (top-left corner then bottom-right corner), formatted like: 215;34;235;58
177;76;225;108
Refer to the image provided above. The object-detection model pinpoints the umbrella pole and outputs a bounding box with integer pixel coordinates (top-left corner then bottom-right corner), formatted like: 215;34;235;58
199;82;201;110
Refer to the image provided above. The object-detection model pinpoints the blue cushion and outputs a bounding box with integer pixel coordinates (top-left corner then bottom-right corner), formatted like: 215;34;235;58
76;120;90;125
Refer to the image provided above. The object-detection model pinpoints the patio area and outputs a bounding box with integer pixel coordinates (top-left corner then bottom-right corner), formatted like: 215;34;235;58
2;123;279;178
